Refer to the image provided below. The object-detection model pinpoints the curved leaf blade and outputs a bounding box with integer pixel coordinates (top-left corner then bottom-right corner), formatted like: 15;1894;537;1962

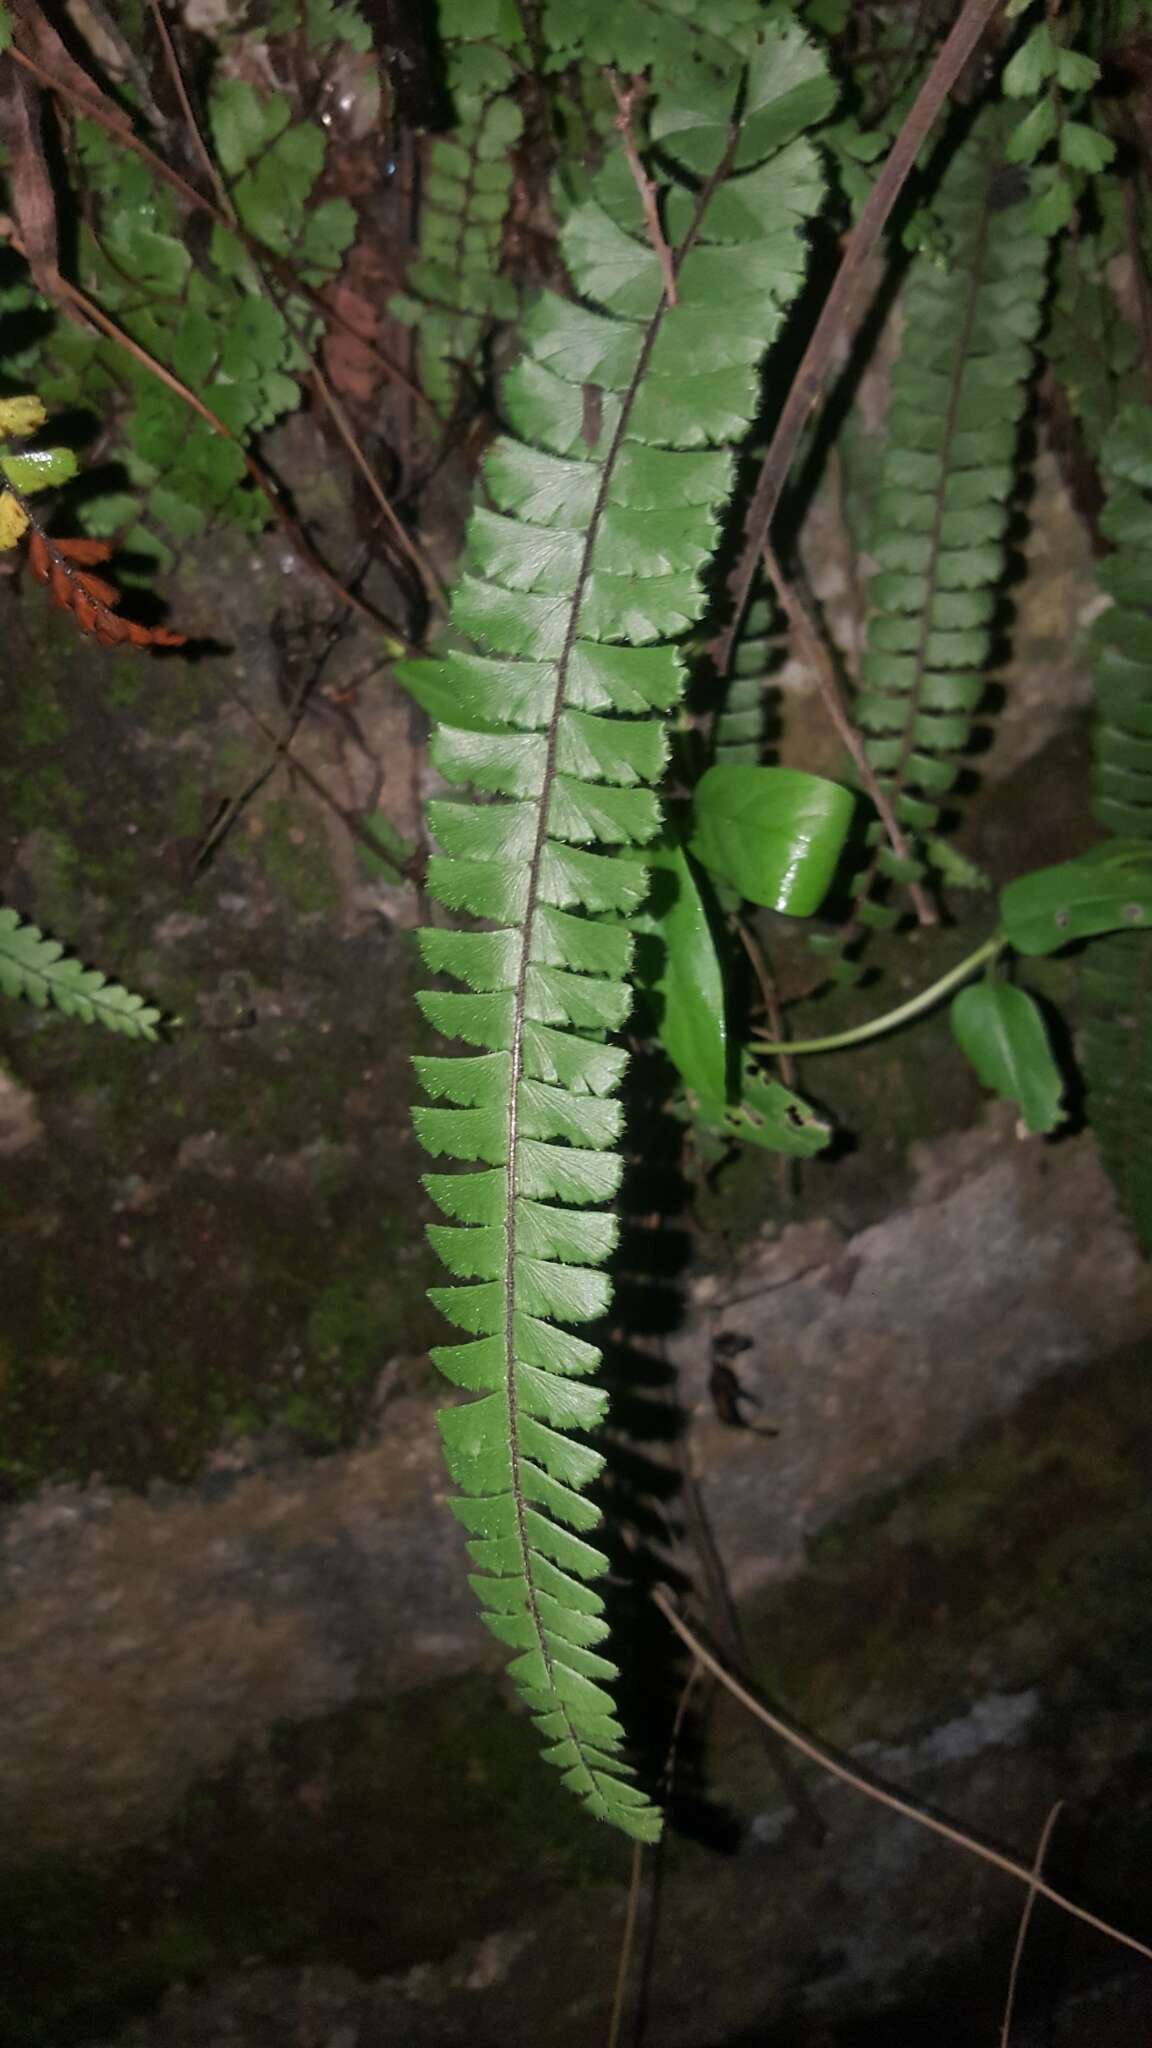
644;841;727;1101
690;763;854;915
950;981;1065;1133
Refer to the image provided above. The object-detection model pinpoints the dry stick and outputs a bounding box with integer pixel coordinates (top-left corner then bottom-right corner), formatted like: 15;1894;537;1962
609;72;678;306
650;1588;1152;1972
736;917;798;1088
606;1842;646;2048
999;1800;1064;2048
226;691;421;884
139;3;447;613
604;1661;704;2048
144;0;234;221
711;0;1007;686
308;353;449;610
762;543;937;928
7;39;441;423
0;220;415;650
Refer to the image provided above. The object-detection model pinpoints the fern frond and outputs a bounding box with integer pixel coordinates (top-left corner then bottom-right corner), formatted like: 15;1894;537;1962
404;28;833;1837
390;0;525;418
845;116;1048;939
0;908;163;1040
1080;404;1152;1247
538;0;769;75
716;585;779;764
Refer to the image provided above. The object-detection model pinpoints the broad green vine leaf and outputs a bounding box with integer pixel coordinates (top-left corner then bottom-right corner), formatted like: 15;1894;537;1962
0;908;164;1039
405;23;831;1839
644;840;727;1102
1000;843;1152;954
690;763;854;917
950;982;1065;1134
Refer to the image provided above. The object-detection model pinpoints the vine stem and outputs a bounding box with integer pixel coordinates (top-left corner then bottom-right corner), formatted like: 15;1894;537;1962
650;1588;1152;1971
750;935;1005;1055
711;0;1007;684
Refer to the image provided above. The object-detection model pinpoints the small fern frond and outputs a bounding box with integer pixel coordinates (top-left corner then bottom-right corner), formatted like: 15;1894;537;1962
845;115;1048;942
404;27;833;1836
0;908;164;1040
1080;403;1152;1246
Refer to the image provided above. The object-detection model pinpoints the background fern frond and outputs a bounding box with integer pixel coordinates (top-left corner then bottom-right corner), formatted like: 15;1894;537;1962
1080;404;1152;1247
0;908;164;1041
842;114;1048;947
404;27;834;1836
389;0;525;420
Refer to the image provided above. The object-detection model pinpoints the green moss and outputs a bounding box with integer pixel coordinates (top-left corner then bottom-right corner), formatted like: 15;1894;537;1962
14;679;71;748
738;1342;1152;1751
101;659;146;712
0;760;85;836
250;796;340;915
0;1673;623;2044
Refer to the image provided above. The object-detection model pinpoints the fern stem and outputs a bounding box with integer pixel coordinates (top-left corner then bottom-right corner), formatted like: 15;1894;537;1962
751;934;1004;1055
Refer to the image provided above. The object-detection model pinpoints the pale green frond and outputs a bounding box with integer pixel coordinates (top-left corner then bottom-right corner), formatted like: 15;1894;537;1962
406;26;832;1837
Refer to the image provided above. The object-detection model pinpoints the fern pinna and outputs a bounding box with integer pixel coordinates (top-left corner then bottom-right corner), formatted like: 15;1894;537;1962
1080;405;1152;1247
844;117;1047;944
402;27;832;1838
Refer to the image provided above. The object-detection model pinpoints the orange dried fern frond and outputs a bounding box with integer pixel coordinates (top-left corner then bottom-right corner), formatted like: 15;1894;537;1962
25;529;186;649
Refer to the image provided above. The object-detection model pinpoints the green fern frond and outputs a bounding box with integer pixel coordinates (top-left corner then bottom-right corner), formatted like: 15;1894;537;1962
404;27;833;1837
1080;403;1152;1247
0;908;163;1040
538;0;770;75
845;115;1048;940
716;585;780;764
391;0;525;419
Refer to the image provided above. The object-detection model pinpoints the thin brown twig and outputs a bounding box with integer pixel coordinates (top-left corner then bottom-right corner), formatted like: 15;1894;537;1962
145;0;236;222
608;71;678;305
225;690;422;884
712;0;1006;685
606;1840;646;2048
999;1800;1064;2048
651;1588;1152;1971
762;543;937;928
604;1661;703;2048
0;217;415;649
736;916;798;1089
308;354;448;610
